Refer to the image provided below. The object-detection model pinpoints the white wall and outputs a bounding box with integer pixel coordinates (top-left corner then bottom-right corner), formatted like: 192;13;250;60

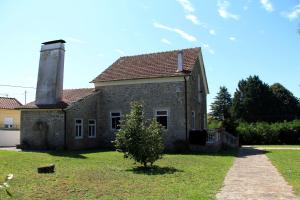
0;130;20;147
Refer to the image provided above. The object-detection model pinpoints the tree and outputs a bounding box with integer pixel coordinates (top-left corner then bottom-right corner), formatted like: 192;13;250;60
270;83;299;121
113;102;164;167
210;86;232;121
231;75;275;122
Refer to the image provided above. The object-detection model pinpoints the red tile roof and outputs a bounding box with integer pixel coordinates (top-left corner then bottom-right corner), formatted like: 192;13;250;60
0;97;22;109
20;88;95;109
92;47;200;82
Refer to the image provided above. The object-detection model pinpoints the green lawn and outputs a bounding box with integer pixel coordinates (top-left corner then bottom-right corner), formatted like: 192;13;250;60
266;150;300;196
0;150;236;200
251;145;300;148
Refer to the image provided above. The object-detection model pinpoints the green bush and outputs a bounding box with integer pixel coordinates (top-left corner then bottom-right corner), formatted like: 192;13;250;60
237;120;300;144
113;102;164;167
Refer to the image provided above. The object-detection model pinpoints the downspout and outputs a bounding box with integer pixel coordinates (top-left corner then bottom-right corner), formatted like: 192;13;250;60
184;76;188;144
62;109;67;150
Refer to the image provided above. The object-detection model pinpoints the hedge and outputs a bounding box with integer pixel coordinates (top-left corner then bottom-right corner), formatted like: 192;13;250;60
237;120;300;145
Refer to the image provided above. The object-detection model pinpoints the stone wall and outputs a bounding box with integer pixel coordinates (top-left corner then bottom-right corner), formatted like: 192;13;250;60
95;81;186;149
20;109;65;149
187;58;207;131
65;92;101;150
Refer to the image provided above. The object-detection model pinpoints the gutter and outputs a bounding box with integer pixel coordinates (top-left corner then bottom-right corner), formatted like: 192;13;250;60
184;76;188;144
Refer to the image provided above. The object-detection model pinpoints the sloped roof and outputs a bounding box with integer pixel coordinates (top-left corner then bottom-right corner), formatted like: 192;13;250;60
92;47;200;82
0;97;22;109
20;88;95;109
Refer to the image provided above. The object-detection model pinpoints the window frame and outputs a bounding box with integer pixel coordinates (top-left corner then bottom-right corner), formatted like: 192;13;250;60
88;119;96;138
155;108;169;130
74;118;83;139
110;111;121;131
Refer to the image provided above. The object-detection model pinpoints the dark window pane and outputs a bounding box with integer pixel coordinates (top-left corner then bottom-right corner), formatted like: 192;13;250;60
89;120;95;125
76;119;82;124
156;116;167;129
112;117;121;129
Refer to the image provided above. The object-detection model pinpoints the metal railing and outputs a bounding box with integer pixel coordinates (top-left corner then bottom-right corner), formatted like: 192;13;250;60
206;129;238;147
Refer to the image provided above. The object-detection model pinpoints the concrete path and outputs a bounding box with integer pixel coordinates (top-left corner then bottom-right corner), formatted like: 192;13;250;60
0;146;20;151
216;147;299;200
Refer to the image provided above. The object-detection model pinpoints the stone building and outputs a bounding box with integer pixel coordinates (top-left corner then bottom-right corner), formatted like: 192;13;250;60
20;40;209;150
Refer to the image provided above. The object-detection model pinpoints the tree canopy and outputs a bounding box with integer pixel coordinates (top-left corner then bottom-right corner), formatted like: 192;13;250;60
210;86;232;121
231;75;275;122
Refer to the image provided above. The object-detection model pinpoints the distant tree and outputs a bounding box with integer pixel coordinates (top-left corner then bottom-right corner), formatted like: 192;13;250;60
210;86;232;121
113;102;164;168
231;75;275;122
270;83;299;120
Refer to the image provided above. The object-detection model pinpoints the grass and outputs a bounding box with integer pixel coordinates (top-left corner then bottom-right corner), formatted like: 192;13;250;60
0;149;237;200
251;145;300;148
266;150;300;196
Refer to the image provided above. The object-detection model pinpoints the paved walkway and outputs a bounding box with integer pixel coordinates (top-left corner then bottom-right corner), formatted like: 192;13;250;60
216;147;299;200
0;146;20;151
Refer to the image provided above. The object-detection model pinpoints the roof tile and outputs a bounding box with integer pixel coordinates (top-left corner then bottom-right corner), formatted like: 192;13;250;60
92;47;200;82
0;97;22;109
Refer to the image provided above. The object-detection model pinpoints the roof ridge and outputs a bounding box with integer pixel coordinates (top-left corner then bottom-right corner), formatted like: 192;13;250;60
0;97;18;99
63;88;94;91
119;47;200;59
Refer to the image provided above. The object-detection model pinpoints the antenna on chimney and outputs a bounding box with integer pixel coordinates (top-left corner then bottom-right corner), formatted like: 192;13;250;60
177;50;184;72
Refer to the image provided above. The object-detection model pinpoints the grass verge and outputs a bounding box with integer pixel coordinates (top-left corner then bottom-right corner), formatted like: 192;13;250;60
266;150;300;196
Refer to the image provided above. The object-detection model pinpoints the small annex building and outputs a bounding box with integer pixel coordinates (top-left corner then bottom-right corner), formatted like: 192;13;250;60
20;40;209;150
0;97;22;129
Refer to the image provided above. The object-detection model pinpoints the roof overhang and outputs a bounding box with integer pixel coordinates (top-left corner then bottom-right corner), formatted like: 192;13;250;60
93;76;186;87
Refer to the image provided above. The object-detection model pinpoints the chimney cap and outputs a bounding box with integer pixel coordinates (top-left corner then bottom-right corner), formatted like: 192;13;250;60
42;39;66;45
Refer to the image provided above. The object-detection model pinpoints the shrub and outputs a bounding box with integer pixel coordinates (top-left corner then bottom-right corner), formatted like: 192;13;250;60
113;102;164;167
237;120;300;144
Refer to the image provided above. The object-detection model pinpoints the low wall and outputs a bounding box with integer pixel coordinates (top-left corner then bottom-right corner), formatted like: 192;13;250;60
0;130;20;147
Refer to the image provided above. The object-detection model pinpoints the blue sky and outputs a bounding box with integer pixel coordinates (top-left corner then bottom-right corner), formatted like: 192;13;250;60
0;0;300;110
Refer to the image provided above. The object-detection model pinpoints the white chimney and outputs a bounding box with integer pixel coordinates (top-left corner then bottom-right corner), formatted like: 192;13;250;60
177;51;184;72
35;40;65;105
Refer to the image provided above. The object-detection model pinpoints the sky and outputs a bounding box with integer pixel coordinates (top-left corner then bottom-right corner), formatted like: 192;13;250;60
0;0;300;111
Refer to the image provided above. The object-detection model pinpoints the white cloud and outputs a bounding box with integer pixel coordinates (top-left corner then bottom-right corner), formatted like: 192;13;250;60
161;38;171;45
229;36;236;41
202;43;215;55
185;14;200;25
282;4;300;21
66;37;86;44
115;49;125;55
260;0;274;12
176;0;195;13
209;29;216;35
217;0;239;20
153;22;197;42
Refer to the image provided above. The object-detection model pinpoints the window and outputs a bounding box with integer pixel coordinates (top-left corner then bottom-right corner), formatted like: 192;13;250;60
88;119;96;138
191;111;195;130
111;112;121;130
155;110;168;129
4;117;13;129
75;119;83;139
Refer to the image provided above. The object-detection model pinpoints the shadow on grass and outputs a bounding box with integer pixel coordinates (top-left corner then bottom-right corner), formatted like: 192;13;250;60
165;148;239;157
126;166;183;175
237;146;269;158
21;148;115;159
